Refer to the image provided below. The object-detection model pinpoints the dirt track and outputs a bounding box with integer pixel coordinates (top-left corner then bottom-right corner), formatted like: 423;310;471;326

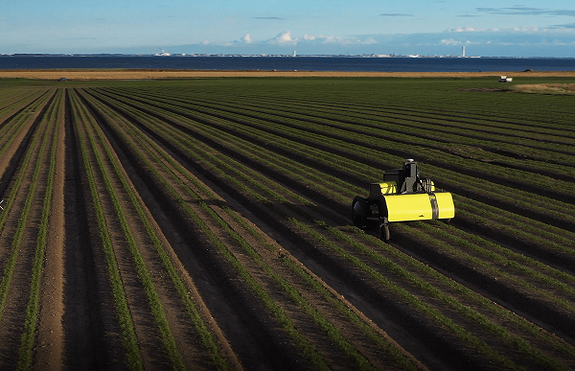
2;69;575;80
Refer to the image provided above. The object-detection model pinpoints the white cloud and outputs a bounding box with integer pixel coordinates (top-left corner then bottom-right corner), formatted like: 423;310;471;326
512;26;540;32
269;31;297;45
242;34;253;44
441;38;462;45
264;31;378;47
449;27;482;32
183;26;575;57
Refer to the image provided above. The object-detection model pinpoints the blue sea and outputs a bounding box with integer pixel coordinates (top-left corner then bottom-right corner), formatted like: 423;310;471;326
1;55;574;72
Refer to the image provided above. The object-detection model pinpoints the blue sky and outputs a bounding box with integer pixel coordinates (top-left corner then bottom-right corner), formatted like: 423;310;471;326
2;1;575;57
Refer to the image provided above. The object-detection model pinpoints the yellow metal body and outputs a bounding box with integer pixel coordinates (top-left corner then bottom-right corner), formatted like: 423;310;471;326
370;181;454;223
370;181;436;197
383;192;454;222
370;182;398;196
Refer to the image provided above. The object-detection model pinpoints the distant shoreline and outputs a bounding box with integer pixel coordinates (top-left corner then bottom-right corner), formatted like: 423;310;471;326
2;69;575;80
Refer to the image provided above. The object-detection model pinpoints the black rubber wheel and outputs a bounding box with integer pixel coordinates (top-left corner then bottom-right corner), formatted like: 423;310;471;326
380;223;390;242
351;196;366;228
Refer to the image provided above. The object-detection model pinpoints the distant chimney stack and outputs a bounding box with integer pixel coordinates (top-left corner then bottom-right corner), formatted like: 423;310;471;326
462;46;466;57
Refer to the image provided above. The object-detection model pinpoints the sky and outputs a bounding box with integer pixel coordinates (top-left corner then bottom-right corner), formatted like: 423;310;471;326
1;1;575;57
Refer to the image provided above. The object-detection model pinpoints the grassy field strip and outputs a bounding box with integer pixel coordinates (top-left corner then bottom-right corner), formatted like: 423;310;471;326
0;89;48;124
139;86;575;144
92;88;406;181
454;196;575;256
75;89;230;371
253;82;575;130
406;219;575;313
279;194;572;369
98;93;544;371
176;90;575;172
253;95;575;145
310;221;570;371
16;89;63;370
109;89;575;233
82;102;187;371
448;200;575;284
205;78;575;128
224;98;575;170
0;91;53;158
97;87;575;259
88;88;416;370
153;91;575;163
80;89;333;369
69;90;144;371
91;99;336;371
111;89;575;200
89;88;379;189
113;93;362;203
89;88;575;268
417;220;575;305
245;93;575;138
112;86;575;370
347;225;575;363
431;167;575;233
202;95;575;158
0;92;54;323
83;89;428;370
195;106;575;197
0;113;31;161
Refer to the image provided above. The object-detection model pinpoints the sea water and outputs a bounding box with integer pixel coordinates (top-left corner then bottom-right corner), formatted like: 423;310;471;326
1;55;574;72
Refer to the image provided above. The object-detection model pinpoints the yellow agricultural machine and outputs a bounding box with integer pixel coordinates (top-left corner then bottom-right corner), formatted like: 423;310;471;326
352;159;454;241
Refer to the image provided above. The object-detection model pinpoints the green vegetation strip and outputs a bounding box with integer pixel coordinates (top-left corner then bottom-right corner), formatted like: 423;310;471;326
78;90;231;371
0;92;55;323
84;90;408;370
91;97;331;371
71;91;143;371
102;89;521;369
17;91;62;370
83;105;185;370
97;88;575;232
83;81;575;370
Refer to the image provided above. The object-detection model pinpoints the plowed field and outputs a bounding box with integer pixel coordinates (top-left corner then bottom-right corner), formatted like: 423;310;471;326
0;76;574;371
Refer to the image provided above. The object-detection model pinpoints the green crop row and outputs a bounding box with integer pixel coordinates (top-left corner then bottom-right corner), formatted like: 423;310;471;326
82;106;185;370
0;90;53;159
79;80;574;369
69;90;144;371
100;85;575;256
97;87;575;240
0;91;55;324
103;86;575;201
143;88;575;159
75;89;229;371
82;89;423;370
0;89;48;123
17;89;63;370
94;85;575;276
84;93;333;371
124;82;575;138
92;89;363;203
88;89;538;369
173;95;575;194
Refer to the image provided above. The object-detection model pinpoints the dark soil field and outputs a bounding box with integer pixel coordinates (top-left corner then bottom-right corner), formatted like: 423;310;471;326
0;74;574;370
